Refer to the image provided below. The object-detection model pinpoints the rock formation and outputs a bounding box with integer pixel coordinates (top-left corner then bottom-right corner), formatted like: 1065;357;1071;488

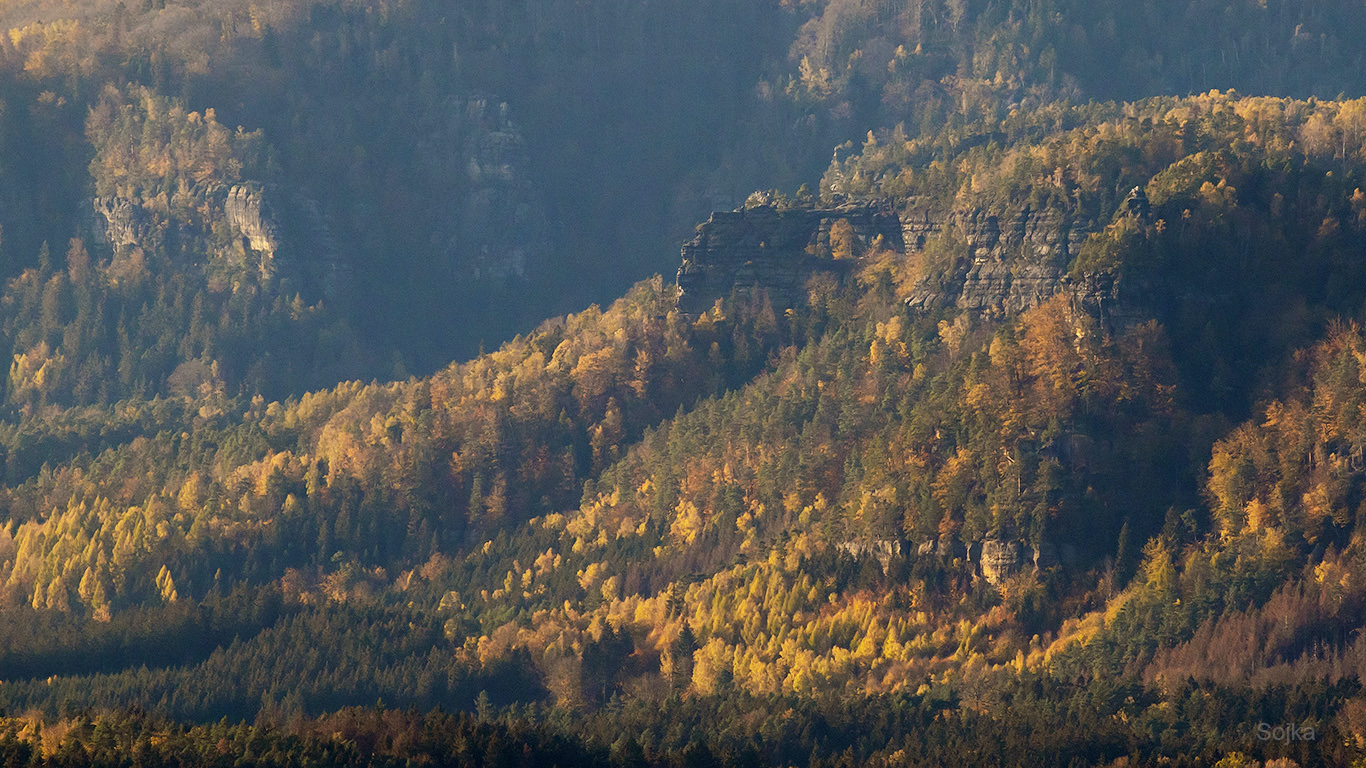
422;95;550;284
676;201;904;315
901;200;1156;330
671;186;1158;339
916;537;967;561
979;539;1024;585
225;185;281;258
222;183;349;300
914;535;1073;581
93;197;149;250
1121;185;1150;217
902;205;1096;316
672;196;1143;326
837;539;903;568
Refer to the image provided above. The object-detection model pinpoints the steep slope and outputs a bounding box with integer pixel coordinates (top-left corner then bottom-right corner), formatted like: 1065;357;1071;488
11;0;1366;757
8;0;1366;398
0;0;798;378
3;95;1366;768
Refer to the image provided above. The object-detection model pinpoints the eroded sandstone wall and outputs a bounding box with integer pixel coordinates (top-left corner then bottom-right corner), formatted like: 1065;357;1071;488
675;202;903;315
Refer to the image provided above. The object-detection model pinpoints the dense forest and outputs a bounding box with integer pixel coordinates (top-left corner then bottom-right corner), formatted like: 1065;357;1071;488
4;0;1366;766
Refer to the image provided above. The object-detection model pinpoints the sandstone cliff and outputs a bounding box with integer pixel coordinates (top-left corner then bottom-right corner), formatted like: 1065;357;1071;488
901;205;1094;316
222;183;350;301
675;201;904;315
225;185;281;258
92;197;149;250
422;95;550;284
902;187;1152;328
675;192;1148;329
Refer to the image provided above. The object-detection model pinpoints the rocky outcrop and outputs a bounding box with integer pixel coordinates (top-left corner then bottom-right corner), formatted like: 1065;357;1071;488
915;536;1073;582
222;184;349;300
421;96;550;284
93;197;149;250
917;537;968;561
979;539;1024;585
225;185;281;258
1120;185;1150;217
672;188;1155;328
673;197;1137;324
837;539;903;568
902;205;1096;317
676;202;903;315
1032;540;1060;569
902;193;1157;328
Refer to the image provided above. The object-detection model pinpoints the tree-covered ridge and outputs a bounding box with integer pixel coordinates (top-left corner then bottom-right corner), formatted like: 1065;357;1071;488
1037;322;1366;703
783;0;1366;164
0;103;1349;768
0;251;1175;702
425;281;1181;700
828;91;1366;421
0;684;1358;768
9;0;1366;761
9;92;1366;745
0;0;800;378
826;92;1366;215
0;277;767;618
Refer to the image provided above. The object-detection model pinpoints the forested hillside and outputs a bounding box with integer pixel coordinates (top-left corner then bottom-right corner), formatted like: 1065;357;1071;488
4;1;1366;767
3;0;1366;386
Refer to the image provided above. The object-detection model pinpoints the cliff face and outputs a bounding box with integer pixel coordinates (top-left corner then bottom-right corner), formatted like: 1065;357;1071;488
225;186;281;258
222;184;350;301
673;191;1162;345
674;198;1140;326
92;197;149;250
423;96;550;284
902;205;1093;316
902;189;1153;327
89;176;350;302
676;202;904;314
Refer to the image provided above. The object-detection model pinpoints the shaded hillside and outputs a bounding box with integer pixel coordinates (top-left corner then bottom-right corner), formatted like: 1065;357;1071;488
0;0;796;381
2;90;1366;766
6;0;1366;395
6;1;1366;766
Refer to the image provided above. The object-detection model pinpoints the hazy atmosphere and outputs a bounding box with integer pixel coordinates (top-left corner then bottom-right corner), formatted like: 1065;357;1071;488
0;1;1365;766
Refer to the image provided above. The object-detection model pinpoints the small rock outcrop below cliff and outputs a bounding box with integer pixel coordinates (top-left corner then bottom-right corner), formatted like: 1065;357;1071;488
915;536;1076;582
421;96;550;284
225;186;281;257
93;197;149;250
978;539;1024;585
837;539;903;568
676;202;903;315
222;184;350;301
1121;185;1150;217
